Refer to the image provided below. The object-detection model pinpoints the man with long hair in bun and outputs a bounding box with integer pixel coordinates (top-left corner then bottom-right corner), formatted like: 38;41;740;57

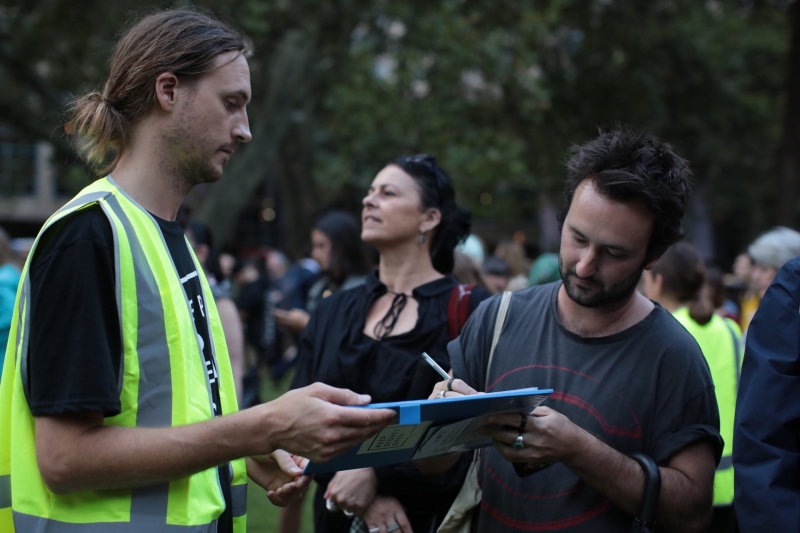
0;10;394;533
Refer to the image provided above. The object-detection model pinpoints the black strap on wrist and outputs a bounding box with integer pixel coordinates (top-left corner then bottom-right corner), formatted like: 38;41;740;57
629;453;660;532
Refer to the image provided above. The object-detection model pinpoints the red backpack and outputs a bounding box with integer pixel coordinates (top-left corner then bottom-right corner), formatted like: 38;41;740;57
447;284;476;340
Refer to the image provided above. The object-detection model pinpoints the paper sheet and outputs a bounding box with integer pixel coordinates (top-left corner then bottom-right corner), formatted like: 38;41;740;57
356;421;432;455
411;416;491;459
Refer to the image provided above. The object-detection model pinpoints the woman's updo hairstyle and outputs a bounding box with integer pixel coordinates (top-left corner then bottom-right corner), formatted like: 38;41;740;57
392;154;471;274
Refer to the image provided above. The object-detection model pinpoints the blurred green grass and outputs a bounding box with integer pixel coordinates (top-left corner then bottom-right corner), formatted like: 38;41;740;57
246;368;316;533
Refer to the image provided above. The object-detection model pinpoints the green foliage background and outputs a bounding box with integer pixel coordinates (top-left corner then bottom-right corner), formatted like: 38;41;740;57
0;0;791;262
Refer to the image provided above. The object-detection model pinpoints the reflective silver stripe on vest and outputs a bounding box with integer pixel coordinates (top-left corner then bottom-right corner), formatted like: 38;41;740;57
57;191;112;215
231;484;247;518
101;197;125;394
102;195;173;428
13;276;24;367
16;275;31;402
0;474;10;508
13;512;215;532
716;455;733;471
101;195;174;521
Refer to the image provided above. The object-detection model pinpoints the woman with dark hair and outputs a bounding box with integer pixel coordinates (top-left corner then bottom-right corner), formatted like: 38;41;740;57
274;211;371;335
292;155;489;533
641;242;742;533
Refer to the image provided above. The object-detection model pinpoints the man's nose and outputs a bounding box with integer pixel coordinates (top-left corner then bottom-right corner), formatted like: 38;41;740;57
575;248;597;278
234;112;252;143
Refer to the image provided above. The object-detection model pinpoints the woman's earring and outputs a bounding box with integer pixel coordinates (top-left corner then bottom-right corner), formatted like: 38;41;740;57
418;232;426;244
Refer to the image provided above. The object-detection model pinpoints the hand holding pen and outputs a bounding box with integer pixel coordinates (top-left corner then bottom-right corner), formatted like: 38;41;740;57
421;352;479;400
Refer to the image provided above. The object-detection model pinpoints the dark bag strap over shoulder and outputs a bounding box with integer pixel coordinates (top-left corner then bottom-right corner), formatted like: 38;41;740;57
629;453;661;533
448;284;476;340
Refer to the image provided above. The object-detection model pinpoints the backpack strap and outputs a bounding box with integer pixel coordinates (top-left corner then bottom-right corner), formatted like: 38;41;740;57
448;284;476;340
486;291;512;390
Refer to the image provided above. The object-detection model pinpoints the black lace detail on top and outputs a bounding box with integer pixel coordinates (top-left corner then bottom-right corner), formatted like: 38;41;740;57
373;291;408;340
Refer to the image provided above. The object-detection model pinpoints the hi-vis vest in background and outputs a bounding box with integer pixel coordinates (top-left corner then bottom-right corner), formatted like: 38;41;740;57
673;307;742;507
0;177;247;532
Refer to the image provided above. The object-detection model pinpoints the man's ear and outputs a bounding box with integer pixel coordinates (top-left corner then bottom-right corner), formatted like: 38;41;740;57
154;72;180;112
643;247;667;271
643;257;660;271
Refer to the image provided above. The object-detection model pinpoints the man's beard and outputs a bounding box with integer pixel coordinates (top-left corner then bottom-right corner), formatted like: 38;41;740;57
559;253;644;311
160;119;233;195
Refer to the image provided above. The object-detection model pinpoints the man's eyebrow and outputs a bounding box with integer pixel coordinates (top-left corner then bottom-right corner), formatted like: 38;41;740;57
232;89;250;103
569;224;633;254
569;225;587;240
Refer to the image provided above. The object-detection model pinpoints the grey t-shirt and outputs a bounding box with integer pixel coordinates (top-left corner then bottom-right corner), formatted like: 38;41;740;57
449;282;722;532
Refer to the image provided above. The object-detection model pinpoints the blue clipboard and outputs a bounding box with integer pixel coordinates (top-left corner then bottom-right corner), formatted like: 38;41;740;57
303;387;552;475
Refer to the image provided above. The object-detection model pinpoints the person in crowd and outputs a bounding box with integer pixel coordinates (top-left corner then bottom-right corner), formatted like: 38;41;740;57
528;252;561;286
728;253;754;323
236;252;274;407
641;242;742;533
0;228;20;377
292;154;490;533
275;210;371;533
482;256;511;294
734;254;800;532
495;240;530;291
274;210;371;334
452;251;491;290
219;251;237;287
0;227;20;379
0;11;396;532
731;253;753;288
707;266;741;323
425;128;721;532
455;234;486;264
740;227;800;334
184;218;246;403
238;248;301;391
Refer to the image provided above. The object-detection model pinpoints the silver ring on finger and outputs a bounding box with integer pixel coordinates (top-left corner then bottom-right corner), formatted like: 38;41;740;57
513;434;525;450
386;522;401;533
368;528;380;533
343;509;354;517
435;390;445;400
325;498;339;513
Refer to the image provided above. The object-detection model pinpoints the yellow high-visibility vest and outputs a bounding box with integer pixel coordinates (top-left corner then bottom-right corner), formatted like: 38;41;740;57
673;307;741;506
0;177;247;532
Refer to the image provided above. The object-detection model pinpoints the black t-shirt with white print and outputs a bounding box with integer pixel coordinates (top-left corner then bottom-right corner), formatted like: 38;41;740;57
26;204;232;533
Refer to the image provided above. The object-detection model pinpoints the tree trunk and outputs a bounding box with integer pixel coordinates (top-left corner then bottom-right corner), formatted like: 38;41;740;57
198;31;317;245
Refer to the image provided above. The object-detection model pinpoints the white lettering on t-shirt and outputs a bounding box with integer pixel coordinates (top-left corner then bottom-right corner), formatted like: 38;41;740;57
205;359;218;384
180;271;198;284
196;332;205;352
